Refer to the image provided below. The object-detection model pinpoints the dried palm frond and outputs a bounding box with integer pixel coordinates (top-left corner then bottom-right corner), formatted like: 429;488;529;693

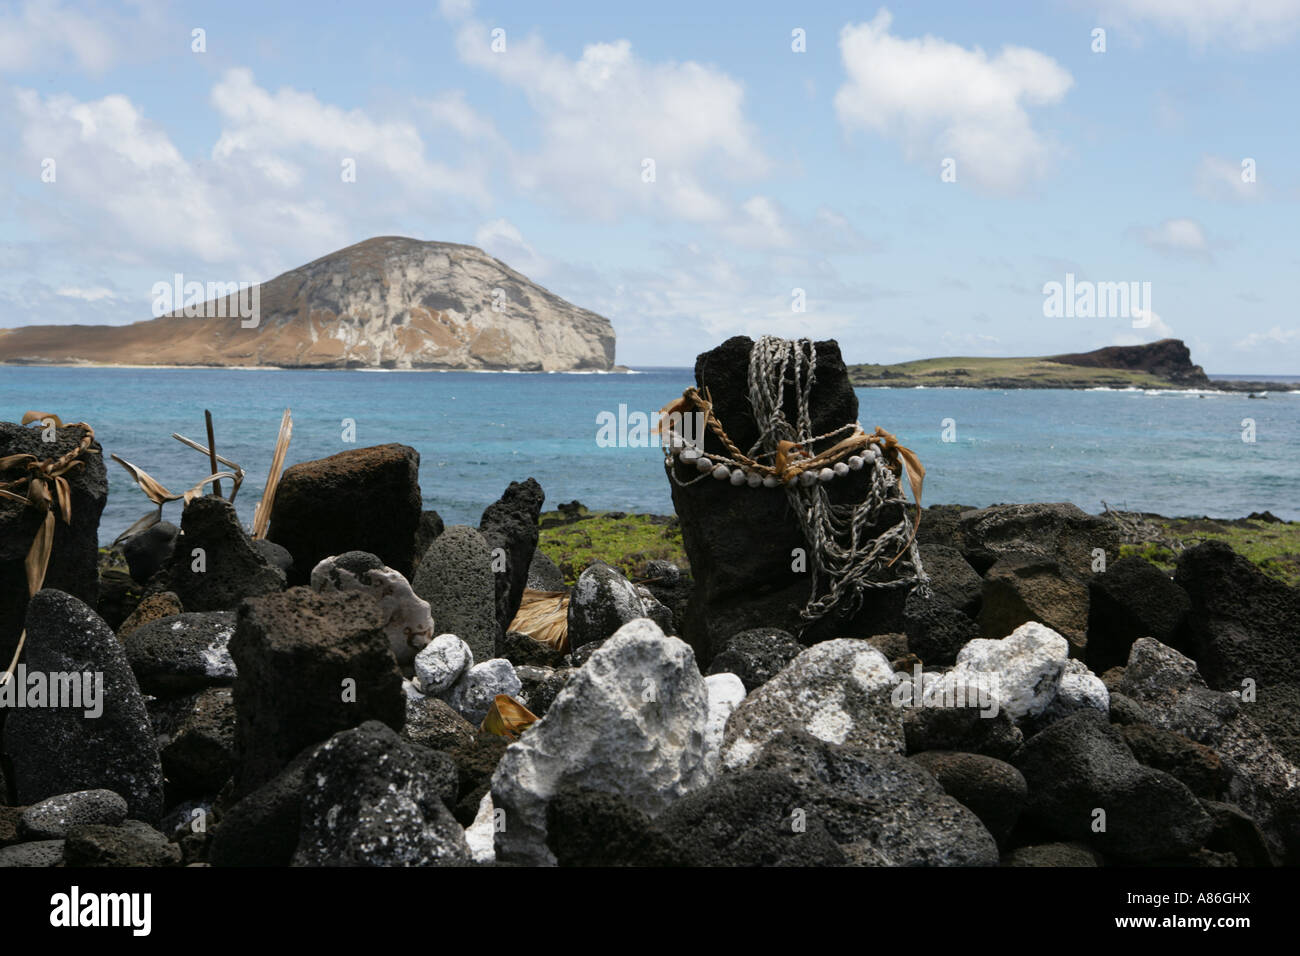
252;408;292;540
508;588;570;654
171;432;245;501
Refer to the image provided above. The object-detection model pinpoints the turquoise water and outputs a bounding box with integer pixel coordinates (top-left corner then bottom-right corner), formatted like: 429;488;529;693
1;365;1296;543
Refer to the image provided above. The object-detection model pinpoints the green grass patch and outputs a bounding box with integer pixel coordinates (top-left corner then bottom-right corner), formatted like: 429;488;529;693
537;505;688;586
1119;516;1300;588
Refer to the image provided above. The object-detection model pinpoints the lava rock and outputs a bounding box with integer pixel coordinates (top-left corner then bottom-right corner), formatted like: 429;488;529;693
18;789;128;840
908;751;1027;844
411;509;445;568
903;590;978;666
2;590;164;822
706;626;804;692
721;639;903;770
402;691;477;752
545;786;676;866
491;618;711;865
918;543;983;617
122;611;237;698
1012;709;1212;861
158;687;237;797
1002;842;1101;866
1200;799;1277;867
525;550;565;591
957;502;1119;577
411;525;499;664
0;840;65;867
1119;722;1228;799
122;521;178;584
497;628;567;668
414;634;474;695
566;561;655;651
639;559;693;637
980;554;1090;653
515;665;574;717
750;732;1000;866
947;621;1070;723
63;819;181;867
163;496;286;611
207;744;318;867
668;337;914;663
901;691;1024;761
446;733;509;827
292;721;467;867
656;770;847;866
1086;555;1192;673
1116;638;1300;862
479;478;545;642
251;538;293;575
1038;658;1110;725
116;590;183;639
0;419;107;667
310;551;433;666
445;658;522;725
268;443;422;584
1174;540;1300;691
228;587;404;797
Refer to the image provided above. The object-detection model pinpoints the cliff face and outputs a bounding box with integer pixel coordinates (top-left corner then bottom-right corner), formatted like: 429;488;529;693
0;237;616;371
1050;339;1208;385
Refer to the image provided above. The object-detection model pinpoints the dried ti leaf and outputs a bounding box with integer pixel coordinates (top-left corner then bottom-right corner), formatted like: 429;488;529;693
481;694;538;741
21;410;62;428
111;454;180;505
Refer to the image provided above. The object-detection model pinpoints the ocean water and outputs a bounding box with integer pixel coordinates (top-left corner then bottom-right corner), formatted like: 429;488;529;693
1;365;1297;544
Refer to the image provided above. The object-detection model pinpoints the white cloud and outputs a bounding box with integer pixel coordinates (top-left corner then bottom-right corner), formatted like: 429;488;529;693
1092;0;1300;50
1234;325;1300;349
1134;218;1212;259
1114;307;1175;344
834;8;1073;193
210;68;490;205
0;0;121;74
445;13;769;222
424;90;501;143
12;87;240;262
56;285;118;302
1196;155;1260;200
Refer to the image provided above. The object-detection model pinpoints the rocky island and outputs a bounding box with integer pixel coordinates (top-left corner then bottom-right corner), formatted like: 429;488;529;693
0;237;617;372
849;339;1295;392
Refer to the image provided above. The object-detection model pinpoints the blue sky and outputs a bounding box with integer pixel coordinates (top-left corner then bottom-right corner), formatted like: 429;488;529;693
1;0;1297;372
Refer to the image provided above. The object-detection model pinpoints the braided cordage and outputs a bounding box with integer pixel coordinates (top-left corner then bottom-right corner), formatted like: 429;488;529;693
746;336;928;625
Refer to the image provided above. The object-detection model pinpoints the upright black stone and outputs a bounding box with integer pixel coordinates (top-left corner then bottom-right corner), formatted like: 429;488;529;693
667;337;912;665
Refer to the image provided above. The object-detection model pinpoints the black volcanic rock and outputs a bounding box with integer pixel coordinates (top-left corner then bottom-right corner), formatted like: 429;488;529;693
268;443;422;584
1050;338;1209;385
668;336;915;663
0;420;107;667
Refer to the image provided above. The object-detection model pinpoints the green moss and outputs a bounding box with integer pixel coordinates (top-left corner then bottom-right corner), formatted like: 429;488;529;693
1119;517;1300;588
537;507;688;586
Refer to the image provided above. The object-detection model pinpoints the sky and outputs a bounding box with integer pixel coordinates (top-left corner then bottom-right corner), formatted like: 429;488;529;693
1;0;1297;372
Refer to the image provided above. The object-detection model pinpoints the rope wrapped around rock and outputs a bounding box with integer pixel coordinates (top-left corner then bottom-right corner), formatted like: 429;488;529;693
663;336;929;626
0;411;98;684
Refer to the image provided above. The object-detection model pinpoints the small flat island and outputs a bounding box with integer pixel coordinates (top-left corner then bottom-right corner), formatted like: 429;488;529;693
848;338;1295;392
